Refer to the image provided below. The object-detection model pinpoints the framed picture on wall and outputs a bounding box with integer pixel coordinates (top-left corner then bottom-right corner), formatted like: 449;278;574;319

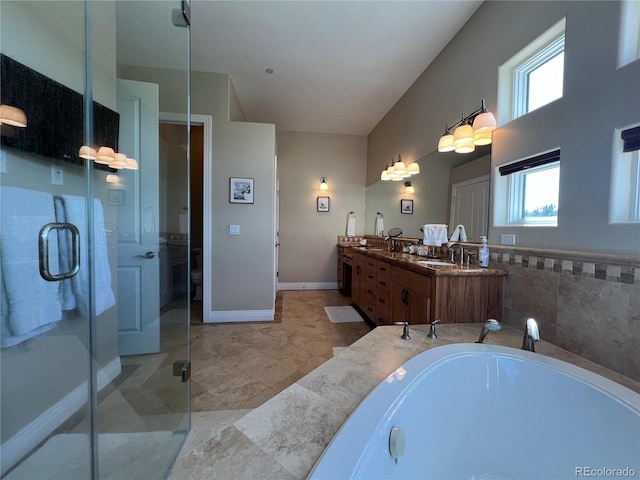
401;198;413;214
229;177;254;204
317;196;330;212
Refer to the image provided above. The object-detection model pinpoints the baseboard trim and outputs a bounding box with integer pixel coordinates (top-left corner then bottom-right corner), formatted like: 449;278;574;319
205;309;274;323
278;282;338;291
1;357;122;475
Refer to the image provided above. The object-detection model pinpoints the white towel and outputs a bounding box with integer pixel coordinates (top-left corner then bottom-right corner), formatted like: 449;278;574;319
375;214;384;236
59;195;115;317
346;214;356;237
449;224;468;242
0;187;62;336
54;197;77;311
1;272;56;348
422;224;448;246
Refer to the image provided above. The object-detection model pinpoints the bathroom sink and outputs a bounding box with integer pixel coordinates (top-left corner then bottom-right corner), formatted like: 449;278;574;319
416;260;455;266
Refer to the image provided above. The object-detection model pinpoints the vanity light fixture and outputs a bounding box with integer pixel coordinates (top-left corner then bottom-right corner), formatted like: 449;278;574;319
381;154;417;181
78;145;97;161
404;181;415;194
0;104;27;127
110;153;129;169
437;99;496;154
96;146;116;165
319;177;328;191
123;157;138;170
106;174;120;183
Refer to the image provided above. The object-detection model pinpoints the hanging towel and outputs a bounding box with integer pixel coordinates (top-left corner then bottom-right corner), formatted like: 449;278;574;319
59;195;115;317
1;271;56;348
374;213;384;236
54;196;76;311
449;224;468;242
422;224;448;246
346;213;356;237
0;187;62;336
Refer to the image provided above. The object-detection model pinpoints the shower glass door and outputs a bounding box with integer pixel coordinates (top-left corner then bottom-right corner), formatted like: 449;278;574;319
0;1;191;478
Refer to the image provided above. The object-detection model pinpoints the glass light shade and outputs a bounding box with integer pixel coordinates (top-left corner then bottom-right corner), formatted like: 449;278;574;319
472;111;496;134
455;138;475;154
0;104;27;127
123;158;139;170
78;145;97;160
106;174;120;183
438;134;455;152
453;124;474;144
473;130;493;146
381;168;391;181
319;178;328;191
407;162;420;175
110;153;128;169
391;174;403;181
405;185;415;194
393;160;406;175
386;165;395;176
96;146;116;164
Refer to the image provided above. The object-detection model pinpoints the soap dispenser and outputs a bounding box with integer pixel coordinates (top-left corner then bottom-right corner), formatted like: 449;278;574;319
478;236;489;267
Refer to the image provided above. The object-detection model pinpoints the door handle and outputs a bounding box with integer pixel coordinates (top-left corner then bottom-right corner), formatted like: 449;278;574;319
136;251;156;259
39;222;80;282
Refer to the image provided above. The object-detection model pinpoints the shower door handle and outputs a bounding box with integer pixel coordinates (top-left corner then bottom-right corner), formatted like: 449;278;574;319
39;222;81;282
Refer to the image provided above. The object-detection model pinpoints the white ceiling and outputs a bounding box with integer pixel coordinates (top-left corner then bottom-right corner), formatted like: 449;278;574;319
117;1;482;136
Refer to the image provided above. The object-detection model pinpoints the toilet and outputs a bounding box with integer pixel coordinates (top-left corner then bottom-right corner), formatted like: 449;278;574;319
191;248;203;301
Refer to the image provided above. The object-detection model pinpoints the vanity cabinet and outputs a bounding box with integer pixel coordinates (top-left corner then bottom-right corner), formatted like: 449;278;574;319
337;246;353;294
391;266;432;325
348;248;504;325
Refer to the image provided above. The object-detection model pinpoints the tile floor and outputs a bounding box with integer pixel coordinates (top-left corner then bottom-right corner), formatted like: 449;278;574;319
190;290;372;411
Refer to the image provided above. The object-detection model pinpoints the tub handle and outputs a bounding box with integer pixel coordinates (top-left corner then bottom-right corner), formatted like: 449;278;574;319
389;426;406;464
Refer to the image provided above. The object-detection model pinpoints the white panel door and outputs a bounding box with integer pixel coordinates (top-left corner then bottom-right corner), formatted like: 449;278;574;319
116;79;160;355
450;176;490;242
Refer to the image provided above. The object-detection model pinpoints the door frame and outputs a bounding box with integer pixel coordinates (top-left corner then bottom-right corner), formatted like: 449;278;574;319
160;113;213;315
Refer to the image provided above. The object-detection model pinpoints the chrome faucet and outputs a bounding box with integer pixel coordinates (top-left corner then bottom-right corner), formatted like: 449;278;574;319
475;319;501;343
447;242;464;265
521;318;540;352
394;322;410;340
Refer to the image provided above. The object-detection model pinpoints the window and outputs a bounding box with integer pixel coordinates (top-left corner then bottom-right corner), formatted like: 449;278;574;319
610;125;640;223
499;149;561;226
618;0;640;68
498;18;566;124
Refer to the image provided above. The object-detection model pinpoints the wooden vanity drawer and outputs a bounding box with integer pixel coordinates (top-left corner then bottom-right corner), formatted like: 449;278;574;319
376;289;390;315
375;308;390;325
376;260;391;280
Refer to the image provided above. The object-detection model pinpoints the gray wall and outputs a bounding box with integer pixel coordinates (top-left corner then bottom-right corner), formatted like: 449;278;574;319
277;131;367;287
120;67;277;319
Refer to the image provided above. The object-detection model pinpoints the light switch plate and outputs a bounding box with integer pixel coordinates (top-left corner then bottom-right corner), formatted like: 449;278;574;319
229;224;240;235
500;234;516;245
51;166;64;185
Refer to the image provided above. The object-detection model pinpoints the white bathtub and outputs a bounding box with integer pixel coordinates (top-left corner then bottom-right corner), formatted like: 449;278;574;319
308;343;640;480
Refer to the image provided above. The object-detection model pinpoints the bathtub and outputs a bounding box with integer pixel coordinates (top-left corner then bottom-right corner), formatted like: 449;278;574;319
308;343;640;480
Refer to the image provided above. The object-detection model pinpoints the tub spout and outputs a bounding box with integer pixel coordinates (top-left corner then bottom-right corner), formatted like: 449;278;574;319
475;319;501;343
521;318;540;352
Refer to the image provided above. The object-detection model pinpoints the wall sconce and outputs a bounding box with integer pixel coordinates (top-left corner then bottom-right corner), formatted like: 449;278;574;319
319;177;328;191
404;181;414;194
78;145;97;160
105;174;120;183
0;104;27;127
437;99;496;154
381;154;419;181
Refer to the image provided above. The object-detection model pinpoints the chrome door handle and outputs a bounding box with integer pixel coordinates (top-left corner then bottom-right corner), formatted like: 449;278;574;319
136;251;155;259
39;222;81;282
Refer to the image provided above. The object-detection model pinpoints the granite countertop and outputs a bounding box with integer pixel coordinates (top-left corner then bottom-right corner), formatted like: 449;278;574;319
352;246;506;277
172;324;640;480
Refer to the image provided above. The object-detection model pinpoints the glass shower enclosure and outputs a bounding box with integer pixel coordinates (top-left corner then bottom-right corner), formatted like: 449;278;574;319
0;1;191;478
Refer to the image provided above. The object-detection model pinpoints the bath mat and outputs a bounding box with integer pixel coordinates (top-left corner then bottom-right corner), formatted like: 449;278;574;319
324;306;363;323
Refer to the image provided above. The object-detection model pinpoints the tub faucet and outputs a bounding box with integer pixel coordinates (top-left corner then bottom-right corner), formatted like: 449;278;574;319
394;322;410;340
521;318;540;352
475;319;501;343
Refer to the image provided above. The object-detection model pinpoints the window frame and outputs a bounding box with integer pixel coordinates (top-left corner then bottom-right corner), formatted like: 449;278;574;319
507;161;560;226
512;34;565;119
